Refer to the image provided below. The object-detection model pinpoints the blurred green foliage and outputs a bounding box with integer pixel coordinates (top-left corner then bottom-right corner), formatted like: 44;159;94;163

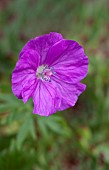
0;0;109;169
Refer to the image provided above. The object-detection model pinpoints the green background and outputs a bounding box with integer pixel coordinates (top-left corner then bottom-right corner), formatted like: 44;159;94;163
0;0;109;169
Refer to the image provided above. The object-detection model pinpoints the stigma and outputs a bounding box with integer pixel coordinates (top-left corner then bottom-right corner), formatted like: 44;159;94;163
36;65;55;82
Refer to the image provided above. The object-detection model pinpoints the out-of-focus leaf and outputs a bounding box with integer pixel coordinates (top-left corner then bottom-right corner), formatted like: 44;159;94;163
37;115;72;137
93;144;109;163
77;126;92;150
0;121;19;136
16;116;36;149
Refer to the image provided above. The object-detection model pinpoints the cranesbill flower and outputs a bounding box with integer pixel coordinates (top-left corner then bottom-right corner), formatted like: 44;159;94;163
12;32;88;116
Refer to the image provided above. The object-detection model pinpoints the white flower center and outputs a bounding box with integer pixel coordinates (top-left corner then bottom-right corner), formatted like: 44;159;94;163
36;65;55;82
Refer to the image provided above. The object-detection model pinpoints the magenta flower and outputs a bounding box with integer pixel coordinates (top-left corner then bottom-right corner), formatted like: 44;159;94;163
12;32;88;116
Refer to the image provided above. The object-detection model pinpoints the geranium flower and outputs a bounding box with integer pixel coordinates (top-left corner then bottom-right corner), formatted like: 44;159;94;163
12;32;88;116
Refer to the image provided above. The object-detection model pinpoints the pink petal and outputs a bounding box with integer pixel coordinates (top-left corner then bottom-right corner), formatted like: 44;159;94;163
19;32;63;65
32;80;60;116
52;76;86;111
12;50;39;101
12;71;37;101
46;40;88;83
17;50;39;71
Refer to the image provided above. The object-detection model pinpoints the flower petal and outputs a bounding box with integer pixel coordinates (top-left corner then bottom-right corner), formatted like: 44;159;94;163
18;50;39;71
32;80;60;116
46;40;88;83
12;50;39;101
52;76;86;111
19;32;63;65
12;70;37;102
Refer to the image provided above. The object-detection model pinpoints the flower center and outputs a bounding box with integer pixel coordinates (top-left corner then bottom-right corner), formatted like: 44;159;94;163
36;65;55;82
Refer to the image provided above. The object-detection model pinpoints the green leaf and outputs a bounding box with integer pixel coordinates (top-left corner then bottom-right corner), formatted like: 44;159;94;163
16;116;36;149
37;115;72;137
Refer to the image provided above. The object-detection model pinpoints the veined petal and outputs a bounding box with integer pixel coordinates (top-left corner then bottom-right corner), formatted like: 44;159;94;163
32;80;60;116
12;70;37;101
12;50;39;101
19;32;63;65
46;40;88;83
22;77;37;103
18;50;39;71
52;76;86;111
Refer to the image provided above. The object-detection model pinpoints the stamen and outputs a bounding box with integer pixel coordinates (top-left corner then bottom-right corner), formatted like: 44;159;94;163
36;65;55;82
